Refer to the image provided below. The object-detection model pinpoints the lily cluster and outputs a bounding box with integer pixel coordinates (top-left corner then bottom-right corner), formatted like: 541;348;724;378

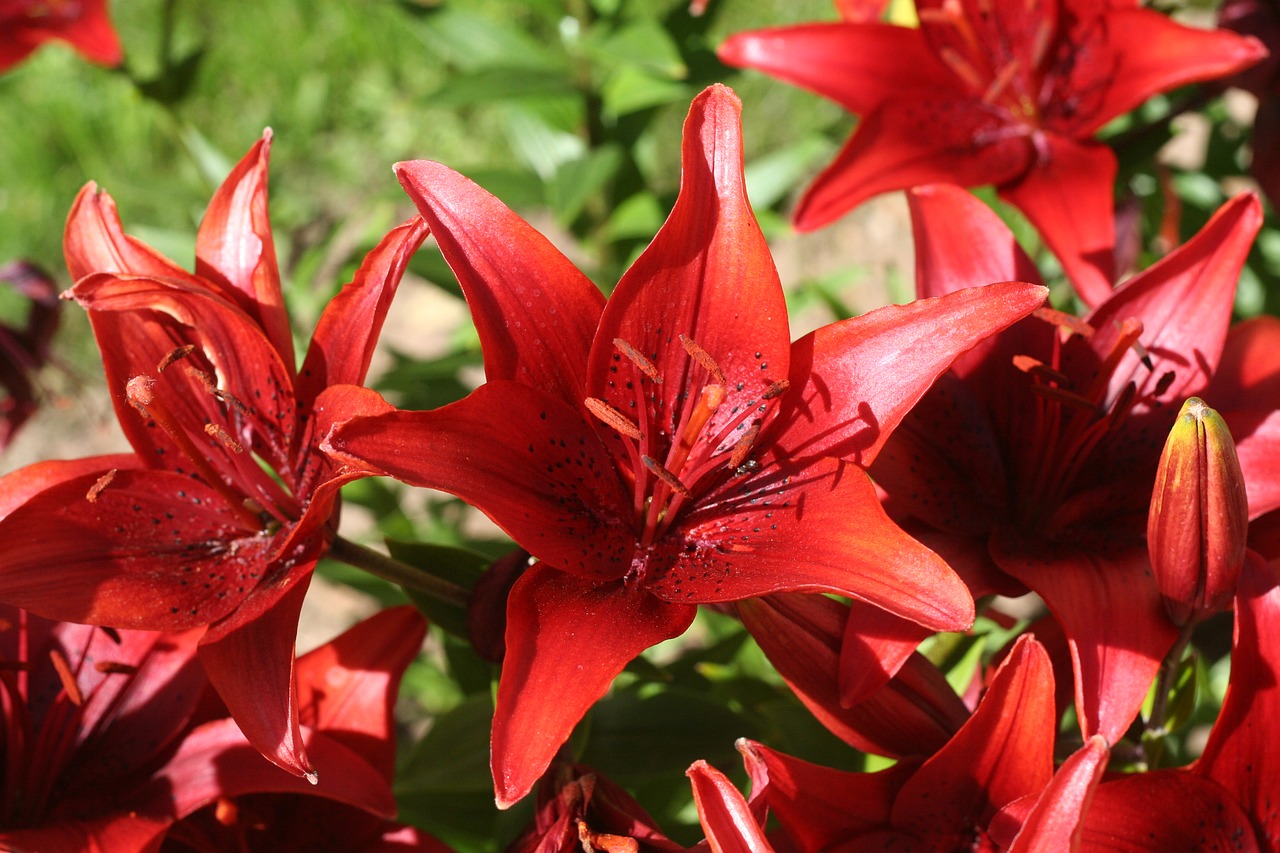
2;0;1280;849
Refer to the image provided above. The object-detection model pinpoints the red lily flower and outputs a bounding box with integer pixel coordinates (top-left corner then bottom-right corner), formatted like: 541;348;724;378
323;85;1047;807
0;260;61;450
1222;0;1280;210
152;606;449;852
738;634;1056;852
869;183;1279;746
0;606;203;852
0;131;429;783
718;0;1265;305
0;0;122;71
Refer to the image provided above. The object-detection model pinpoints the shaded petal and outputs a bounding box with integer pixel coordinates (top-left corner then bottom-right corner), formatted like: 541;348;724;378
793;105;1034;232
63;184;193;283
0;469;268;630
587;85;791;455
1248;94;1280;210
687;760;773;853
838;598;937;707
773;280;1047;467
394;164;604;406
999;736;1109;853
323;380;634;582
891;636;1055;834
43;0;122;65
992;534;1178;742
1196;555;1280;848
198;577;313;780
0;817;170;853
997;136;1117;306
492;566;695;808
194;131;294;371
1078;9;1265;136
295;605;427;781
1086;192;1263;404
718;23;955;115
296;217;430;411
664;458;974;632
1076;771;1262;852
0;454;139;518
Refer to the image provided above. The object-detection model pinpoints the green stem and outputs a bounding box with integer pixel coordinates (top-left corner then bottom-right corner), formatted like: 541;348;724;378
328;536;471;609
1142;621;1195;767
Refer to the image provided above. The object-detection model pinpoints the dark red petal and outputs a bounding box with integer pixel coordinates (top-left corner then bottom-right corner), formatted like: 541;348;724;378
492;566;695;808
296;217;430;411
49;0;123;65
0;817;170;853
150;718;395;820
0;469;267;630
992;534;1178;743
394;162;604;406
288;382;395;521
687;760;771;853
1085;192;1262;405
773;280;1047;467
198;577;314;780
997;136;1117;307
0;454;139;518
1077;9;1266;136
718;23;954;115
323;381;634;583
1197;555;1280;848
587;85;791;453
793;105;1034;232
295;605;427;781
1208;316;1280;518
838;598;935;707
891;635;1055;832
999;736;1108;853
194;131;295;371
63;184;193;283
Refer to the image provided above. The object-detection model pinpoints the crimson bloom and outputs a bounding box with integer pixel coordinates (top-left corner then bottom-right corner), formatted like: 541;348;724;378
0;0;122;71
718;0;1265;305
323;85;1047;807
0;131;429;783
870;183;1280;746
0;607;203;852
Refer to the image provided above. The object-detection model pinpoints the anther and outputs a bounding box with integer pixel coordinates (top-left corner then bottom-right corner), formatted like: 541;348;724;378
127;375;156;414
585;397;642;440
205;423;244;453
94;661;139;675
1013;355;1071;386
729;424;760;470
49;649;83;707
157;345;196;373
642;456;692;498
680;335;727;385
1033;306;1095;338
761;379;790;400
613;339;662;384
85;469;117;502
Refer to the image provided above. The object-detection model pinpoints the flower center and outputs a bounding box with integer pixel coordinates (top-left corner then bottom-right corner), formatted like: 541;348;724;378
585;336;788;550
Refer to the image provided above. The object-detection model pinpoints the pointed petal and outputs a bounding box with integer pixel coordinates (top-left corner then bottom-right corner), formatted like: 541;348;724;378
1078;10;1265;136
0;469;268;630
0;454;140;518
394;163;604;405
740;594;967;758
323;381;634;582
687;760;773;853
295;605;427;781
991;534;1178;742
892;635;1055;833
838;598;936;707
793;105;1034;232
1085;192;1263;403
492;566;695;808
63;184;193;283
998;136;1117;306
1001;736;1109;853
665;458;974;632
587;85;791;449
49;0;123;65
194;131;295;370
1197;554;1280;848
773;280;1047;467
717;23;953;117
296;217;430;411
198;577;313;780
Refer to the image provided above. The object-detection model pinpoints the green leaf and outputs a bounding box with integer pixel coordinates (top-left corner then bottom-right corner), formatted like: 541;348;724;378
743;135;834;210
418;8;565;72
605;192;665;241
398;692;496;795
549;144;624;225
427;68;577;107
601;66;690;118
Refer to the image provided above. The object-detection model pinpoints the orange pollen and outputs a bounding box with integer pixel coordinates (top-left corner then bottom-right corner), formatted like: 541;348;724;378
729;424;760;470
49;649;83;707
585;397;642;440
762;379;790;400
85;468;117;502
680;334;727;386
613;338;662;384
642;456;692;498
157;344;197;373
94;661;139;675
205;423;244;453
1033;306;1095;338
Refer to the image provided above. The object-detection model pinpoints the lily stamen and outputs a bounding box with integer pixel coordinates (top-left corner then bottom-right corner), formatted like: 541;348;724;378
613;338;662;384
157;344;196;373
48;649;83;707
585;397;642;440
679;335;727;385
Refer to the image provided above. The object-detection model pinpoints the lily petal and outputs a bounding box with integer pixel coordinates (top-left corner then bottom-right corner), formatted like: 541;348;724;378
0;454;139;518
64;184;193;283
492;565;695;809
394;163;604;406
687;760;773;853
1000;736;1109;853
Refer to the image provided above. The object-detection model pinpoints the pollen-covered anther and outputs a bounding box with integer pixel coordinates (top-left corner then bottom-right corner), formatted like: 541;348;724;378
613;338;662;384
205;423;244;453
85;468;117;502
94;661;139;676
679;334;727;385
1033;306;1095;338
761;379;790;400
157;344;197;373
585;397;642;440
729;424;760;470
126;375;156;413
1013;354;1071;386
49;649;84;707
642;455;692;498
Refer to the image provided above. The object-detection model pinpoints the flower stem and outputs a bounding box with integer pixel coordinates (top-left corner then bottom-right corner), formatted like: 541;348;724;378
1142;622;1196;768
328;536;471;609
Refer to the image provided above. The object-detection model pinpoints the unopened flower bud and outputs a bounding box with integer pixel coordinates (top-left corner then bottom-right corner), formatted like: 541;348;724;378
1148;397;1248;626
